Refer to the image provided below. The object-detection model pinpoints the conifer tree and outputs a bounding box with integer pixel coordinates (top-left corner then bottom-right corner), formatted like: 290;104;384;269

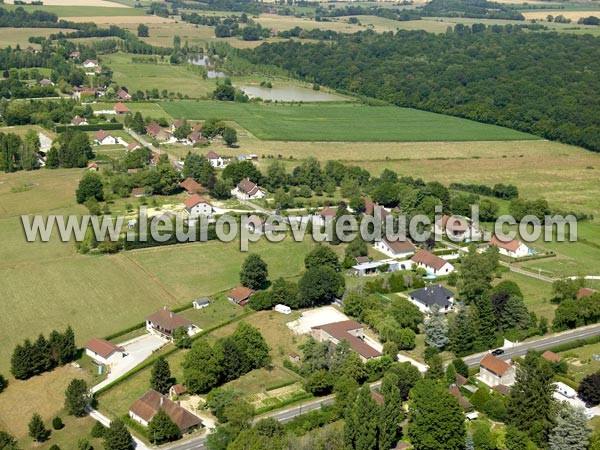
150;357;172;395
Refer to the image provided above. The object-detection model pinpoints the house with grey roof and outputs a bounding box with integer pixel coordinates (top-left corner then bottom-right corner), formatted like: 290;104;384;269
408;284;455;314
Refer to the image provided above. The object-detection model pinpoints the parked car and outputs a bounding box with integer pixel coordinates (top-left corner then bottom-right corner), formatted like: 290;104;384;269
492;349;505;356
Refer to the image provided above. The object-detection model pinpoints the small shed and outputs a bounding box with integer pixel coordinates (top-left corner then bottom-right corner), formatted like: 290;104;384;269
193;297;210;309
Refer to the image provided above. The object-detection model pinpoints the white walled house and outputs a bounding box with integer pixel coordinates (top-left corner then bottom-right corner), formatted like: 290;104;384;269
184;194;213;217
206;151;227;168
411;249;455;276
232;178;266;200
94;130;117;146
146;309;197;341
83;59;99;68
489;235;530;258
84;338;125;366
434;215;482;241
479;353;516;387
408;284;454;314
374;237;416;259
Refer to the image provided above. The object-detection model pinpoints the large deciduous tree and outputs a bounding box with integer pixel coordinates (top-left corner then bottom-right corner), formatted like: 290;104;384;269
240;253;269;290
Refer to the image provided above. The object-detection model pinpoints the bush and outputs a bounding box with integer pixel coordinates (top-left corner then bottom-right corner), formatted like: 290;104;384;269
49;445;61;450
91;421;107;438
52;416;64;430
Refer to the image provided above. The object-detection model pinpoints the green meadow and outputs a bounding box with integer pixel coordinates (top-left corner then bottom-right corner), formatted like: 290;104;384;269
161;101;541;142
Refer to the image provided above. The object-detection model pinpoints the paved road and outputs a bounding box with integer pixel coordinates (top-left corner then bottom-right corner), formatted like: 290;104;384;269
165;395;337;450
463;323;600;367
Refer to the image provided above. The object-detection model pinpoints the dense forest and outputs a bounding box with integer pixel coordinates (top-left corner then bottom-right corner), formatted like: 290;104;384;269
241;26;600;151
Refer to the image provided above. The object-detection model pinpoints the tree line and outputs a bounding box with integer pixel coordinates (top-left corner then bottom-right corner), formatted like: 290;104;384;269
10;326;77;380
241;26;600;152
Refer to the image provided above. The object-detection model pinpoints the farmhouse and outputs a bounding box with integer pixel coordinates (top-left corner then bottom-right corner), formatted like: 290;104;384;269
146;121;172;141
114;102;131;114
129;390;203;433
411;249;455;276
187;129;206;145
192;297;210;309
408;284;454;314
117;89;131;101
127;141;141;152
374;237;416;259
179;177;207;195
311;320;381;362
146;309;196;340
489;235;530;258
231;178;266;200
478;353;515;387
94;130;117;146
228;285;255;305
364;197;390;221
171;118;185;132
184;194;213;217
434;215;481;241
206;151;226;168
313;206;337;227
83;59;99;68
71;115;88;126
84;338;125;366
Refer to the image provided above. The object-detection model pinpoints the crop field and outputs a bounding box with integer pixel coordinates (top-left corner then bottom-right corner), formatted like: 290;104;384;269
100;53;218;98
0;27;75;48
2;3;146;17
161;101;539;142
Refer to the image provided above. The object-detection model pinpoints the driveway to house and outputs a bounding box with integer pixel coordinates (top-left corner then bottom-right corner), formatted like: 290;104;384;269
91;334;165;393
286;306;350;335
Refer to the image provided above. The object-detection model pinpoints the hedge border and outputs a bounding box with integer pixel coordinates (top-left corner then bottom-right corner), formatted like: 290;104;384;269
254;392;314;416
95;309;255;397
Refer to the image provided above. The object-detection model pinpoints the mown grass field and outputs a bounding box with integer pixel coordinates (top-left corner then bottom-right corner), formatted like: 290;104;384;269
496;271;556;321
161;101;539;142
0;364;98;446
100;53;218;98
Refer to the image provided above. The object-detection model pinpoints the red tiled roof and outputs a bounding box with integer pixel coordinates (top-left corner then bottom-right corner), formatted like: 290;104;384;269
381;237;416;255
71;115;86;125
489;235;522;252
480;353;511;377
179;178;207;195
578;287;597;299
117;89;131;100
205;151;220;159
448;385;473;409
94;130;110;141
146;309;193;331
541;350;561;363
130;390;202;432
184;193;212;209
492;384;511;396
411;249;448;271
371;390;384;405
187;130;205;143
455;373;468;387
237;178;262;196
320;206;336;218
170;384;187;395
84;338;123;359
146;121;165;137
228;285;255;303
437;215;470;232
114;102;131;113
131;187;145;196
312;320;381;360
127;141;140;151
172;119;185;129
